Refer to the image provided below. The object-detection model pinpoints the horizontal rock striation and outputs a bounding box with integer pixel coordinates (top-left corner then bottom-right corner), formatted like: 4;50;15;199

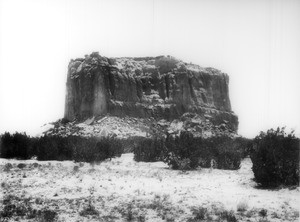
64;52;238;132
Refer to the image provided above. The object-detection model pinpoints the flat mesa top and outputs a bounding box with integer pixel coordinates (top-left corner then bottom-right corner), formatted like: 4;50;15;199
69;52;225;78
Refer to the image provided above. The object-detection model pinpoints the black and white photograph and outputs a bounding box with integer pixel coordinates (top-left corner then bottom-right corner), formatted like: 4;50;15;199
0;0;299;221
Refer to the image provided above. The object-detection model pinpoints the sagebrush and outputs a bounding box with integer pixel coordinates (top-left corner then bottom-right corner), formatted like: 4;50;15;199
250;127;299;187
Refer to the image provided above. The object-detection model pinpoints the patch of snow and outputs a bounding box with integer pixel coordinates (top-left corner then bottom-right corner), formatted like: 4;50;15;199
0;155;299;221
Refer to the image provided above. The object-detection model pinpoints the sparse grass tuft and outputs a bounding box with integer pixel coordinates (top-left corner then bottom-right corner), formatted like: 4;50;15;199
124;204;134;221
79;203;99;217
237;200;248;212
220;210;238;222
37;209;58;222
245;208;257;218
259;209;268;218
292;210;299;219
271;211;280;219
3;163;13;172
258;218;270;222
137;214;146;222
1;181;8;189
115;202;137;222
73;165;79;173
0;195;57;221
191;207;208;220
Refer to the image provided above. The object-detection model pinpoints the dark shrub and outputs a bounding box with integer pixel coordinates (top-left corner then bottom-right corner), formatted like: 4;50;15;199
164;132;201;169
105;137;123;158
133;137;165;162
70;137;95;162
234;136;253;158
259;209;268;218
17;163;26;169
250;127;299;187
0;132;124;163
119;136;146;153
164;132;242;170
93;137;123;161
0;132;31;159
33;135;76;161
1;204;16;218
72;136;123;163
134;131;243;170
208;136;243;170
33;136;61;160
56;136;74;160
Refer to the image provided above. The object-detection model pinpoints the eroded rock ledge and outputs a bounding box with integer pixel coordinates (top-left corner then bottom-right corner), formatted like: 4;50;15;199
64;52;238;132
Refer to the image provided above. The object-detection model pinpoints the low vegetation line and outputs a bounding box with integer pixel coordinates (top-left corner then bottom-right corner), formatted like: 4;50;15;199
0;133;123;163
1;127;299;188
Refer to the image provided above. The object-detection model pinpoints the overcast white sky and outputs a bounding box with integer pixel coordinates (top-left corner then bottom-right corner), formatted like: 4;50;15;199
0;0;299;138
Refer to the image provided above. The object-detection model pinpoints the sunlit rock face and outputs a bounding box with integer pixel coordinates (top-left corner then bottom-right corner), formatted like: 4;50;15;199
64;52;238;132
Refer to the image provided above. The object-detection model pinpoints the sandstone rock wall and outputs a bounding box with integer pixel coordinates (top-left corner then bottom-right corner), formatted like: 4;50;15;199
64;52;238;132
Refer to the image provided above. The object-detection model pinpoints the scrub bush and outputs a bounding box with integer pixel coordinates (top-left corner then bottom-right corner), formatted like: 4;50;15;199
164;133;242;170
0;132;124;163
133;137;165;162
250;127;299;187
0;132;32;159
133;131;244;170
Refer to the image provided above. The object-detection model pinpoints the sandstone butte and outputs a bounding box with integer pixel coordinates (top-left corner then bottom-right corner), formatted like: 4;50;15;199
64;52;238;134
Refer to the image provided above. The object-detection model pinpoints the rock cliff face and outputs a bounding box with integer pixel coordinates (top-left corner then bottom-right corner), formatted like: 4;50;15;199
64;52;238;132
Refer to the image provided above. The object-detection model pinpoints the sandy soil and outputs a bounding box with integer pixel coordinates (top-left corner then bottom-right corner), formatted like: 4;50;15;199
0;154;299;221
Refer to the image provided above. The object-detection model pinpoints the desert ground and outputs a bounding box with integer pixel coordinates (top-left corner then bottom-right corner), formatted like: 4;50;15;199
0;154;299;222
